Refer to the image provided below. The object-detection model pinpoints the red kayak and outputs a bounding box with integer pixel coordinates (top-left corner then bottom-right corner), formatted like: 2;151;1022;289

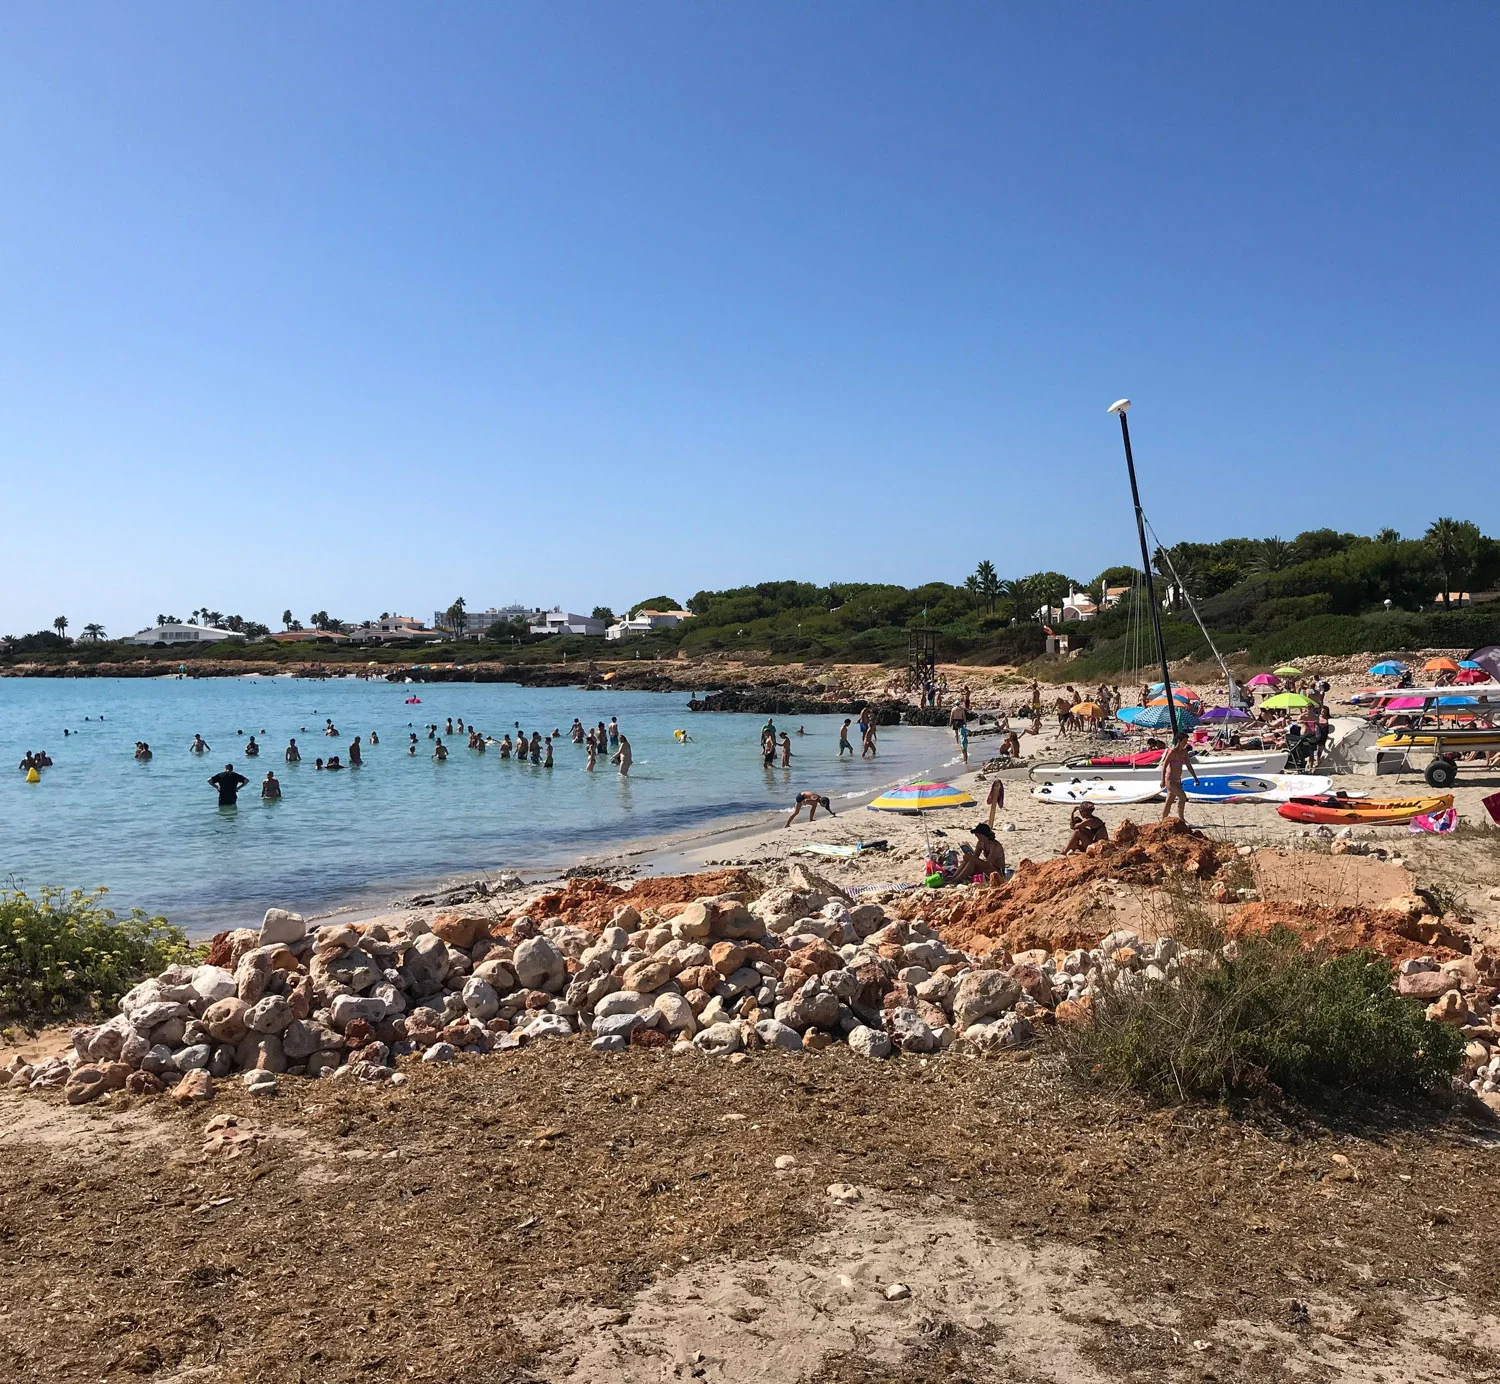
1061;749;1165;769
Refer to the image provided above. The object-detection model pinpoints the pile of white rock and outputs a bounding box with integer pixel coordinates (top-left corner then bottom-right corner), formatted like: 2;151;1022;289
5;875;1492;1106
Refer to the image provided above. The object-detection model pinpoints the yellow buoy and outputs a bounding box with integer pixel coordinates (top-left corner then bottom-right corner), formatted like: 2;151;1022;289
25;768;40;783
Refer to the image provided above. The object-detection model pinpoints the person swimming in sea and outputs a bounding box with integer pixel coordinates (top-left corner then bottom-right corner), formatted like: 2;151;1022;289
570;719;585;743
244;735;260;757
433;739;448;761
370;730;379;745
191;734;210;754
261;770;282;800
134;742;152;760
325;755;343;770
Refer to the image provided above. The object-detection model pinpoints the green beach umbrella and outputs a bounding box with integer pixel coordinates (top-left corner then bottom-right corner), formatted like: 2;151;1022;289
1273;665;1302;677
1260;691;1312;710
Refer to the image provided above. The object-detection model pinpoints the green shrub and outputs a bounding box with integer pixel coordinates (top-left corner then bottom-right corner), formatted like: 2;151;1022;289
1063;927;1462;1105
0;888;200;1025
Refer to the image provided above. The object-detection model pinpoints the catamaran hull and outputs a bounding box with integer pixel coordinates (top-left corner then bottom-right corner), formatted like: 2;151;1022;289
1030;751;1288;785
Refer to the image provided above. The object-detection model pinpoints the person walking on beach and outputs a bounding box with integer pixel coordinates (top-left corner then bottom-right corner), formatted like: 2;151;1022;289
838;718;854;757
261;770;281;800
1160;732;1200;823
785;791;834;826
285;738;301;762
208;763;248;807
348;736;362;767
612;734;632;776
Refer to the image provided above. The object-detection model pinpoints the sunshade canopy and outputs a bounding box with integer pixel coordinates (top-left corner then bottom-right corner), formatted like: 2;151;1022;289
1369;661;1407;675
868;781;976;813
1260;691;1313;709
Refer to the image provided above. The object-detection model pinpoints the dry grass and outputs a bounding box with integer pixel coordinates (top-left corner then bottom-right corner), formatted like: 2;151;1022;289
3;1045;1500;1382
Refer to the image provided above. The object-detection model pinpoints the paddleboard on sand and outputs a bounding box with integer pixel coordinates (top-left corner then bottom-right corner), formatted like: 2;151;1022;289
1032;780;1162;806
1184;774;1278;802
1252;774;1338;802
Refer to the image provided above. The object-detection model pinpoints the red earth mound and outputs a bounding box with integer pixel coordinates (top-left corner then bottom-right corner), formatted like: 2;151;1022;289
522;869;761;931
899;818;1224;955
1225;899;1474;963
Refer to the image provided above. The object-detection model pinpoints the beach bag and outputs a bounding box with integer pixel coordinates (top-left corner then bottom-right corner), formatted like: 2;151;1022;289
1483;791;1500;827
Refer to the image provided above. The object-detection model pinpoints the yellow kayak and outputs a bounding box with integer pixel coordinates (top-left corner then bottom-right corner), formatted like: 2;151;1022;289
1377;731;1500;748
1278;793;1453;825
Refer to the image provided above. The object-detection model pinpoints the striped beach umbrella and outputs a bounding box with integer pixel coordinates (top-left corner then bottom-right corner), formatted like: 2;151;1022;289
868;781;976;813
1133;705;1200;731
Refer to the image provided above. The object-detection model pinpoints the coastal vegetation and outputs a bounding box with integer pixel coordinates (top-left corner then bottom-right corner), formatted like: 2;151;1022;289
6;520;1497;674
0;888;198;1026
1063;925;1464;1105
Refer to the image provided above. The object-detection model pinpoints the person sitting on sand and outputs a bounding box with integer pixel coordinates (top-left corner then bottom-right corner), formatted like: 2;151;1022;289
612;734;632;776
999;730;1021;759
1063;803;1110;855
786;791;834;826
261;770;281;800
947;821;1005;881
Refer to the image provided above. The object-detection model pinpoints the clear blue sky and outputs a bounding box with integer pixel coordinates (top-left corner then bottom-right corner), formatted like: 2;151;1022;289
2;3;1496;636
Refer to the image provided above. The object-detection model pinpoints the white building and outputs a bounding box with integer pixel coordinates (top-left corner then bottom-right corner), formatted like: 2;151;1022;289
345;615;433;642
528;609;606;637
126;622;248;646
606;609;695;640
1035;591;1099;623
434;604;535;634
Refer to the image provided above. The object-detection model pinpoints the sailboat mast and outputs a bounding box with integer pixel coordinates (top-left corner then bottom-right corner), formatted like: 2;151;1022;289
1109;400;1179;740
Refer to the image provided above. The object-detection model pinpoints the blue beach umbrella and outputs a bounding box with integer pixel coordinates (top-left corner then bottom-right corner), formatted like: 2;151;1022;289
1368;660;1407;676
1133;704;1200;731
1459;660;1483;670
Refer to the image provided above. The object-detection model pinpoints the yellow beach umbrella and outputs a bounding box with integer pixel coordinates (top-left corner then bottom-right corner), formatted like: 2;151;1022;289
1071;702;1103;716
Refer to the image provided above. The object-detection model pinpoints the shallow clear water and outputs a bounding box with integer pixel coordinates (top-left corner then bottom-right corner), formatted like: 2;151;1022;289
0;678;954;932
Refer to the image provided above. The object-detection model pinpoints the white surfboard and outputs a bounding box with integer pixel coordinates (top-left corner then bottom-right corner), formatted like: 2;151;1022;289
1031;780;1163;806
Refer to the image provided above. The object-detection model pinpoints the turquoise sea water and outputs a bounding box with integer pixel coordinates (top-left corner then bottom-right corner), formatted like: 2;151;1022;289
0;678;953;933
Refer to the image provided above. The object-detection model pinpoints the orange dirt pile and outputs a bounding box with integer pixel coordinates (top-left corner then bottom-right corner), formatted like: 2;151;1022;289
522;869;762;931
1226;899;1474;963
899;819;1224;955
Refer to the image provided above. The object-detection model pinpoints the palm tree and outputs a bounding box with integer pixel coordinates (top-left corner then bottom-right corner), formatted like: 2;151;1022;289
1376;527;1401;544
963;574;981;611
975;560;999;612
155;614;167;627
82;622;105;641
206;610;223;629
53;616;69;638
282;609;294;630
310;611;332;631
1425;517;1480;609
445;597;468;636
1248;536;1292;574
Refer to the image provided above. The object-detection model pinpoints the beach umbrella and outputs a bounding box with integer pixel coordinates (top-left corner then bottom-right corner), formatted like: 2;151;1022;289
1114;707;1142;724
1147;691;1201;708
1246;673;1281;687
1132;704;1200;731
1273;665;1302;677
1260;691;1312;710
1424;657;1459;673
1368;660;1407;676
869;781;976;813
1455;668;1488;684
1071;702;1103;716
1459;659;1483;670
1200;706;1251;721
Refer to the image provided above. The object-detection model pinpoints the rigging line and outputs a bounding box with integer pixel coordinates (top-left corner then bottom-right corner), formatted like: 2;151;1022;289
1142;517;1244;708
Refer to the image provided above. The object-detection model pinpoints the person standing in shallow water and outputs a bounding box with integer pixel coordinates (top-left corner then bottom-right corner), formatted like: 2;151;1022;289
838;719;854;757
612;734;632;775
208;763;248;806
285;738;301;762
348;736;362;766
261;770;281;800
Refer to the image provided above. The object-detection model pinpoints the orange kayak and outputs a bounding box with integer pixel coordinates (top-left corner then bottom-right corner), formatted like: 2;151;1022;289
1277;794;1453;825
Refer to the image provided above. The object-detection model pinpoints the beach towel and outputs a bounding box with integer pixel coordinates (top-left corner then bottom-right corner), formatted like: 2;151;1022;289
1408;808;1457;834
1483;791;1500;827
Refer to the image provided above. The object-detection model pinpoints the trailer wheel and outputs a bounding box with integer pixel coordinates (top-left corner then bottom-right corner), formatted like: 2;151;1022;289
1425;757;1458;790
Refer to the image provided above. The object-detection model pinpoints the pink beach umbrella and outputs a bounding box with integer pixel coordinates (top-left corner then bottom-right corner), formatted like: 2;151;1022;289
1246;673;1281;688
